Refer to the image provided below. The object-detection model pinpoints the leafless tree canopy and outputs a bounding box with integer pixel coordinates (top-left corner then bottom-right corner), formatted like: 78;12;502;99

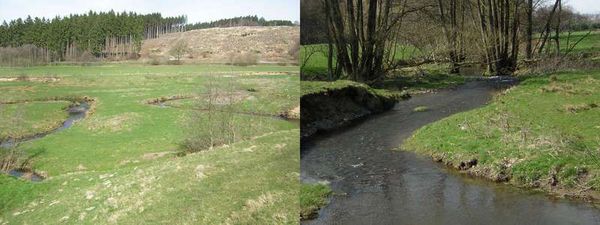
303;0;595;81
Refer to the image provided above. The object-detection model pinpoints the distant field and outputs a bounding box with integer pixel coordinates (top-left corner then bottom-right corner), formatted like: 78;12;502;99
534;30;600;55
0;63;299;224
300;44;423;79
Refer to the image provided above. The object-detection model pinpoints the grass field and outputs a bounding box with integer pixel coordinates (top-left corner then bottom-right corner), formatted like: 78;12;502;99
300;44;423;79
0;63;300;224
0;101;70;141
558;30;600;55
403;70;600;199
534;30;600;56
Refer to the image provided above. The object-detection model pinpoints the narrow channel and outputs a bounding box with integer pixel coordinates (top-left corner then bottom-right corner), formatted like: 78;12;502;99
301;80;600;225
1;101;90;181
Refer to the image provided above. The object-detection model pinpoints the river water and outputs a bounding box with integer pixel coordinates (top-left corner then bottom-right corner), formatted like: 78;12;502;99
301;80;600;225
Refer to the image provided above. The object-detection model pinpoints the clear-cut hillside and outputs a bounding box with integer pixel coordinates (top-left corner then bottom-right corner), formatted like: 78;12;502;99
140;26;299;64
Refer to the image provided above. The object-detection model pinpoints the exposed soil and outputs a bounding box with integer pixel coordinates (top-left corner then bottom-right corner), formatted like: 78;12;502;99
0;77;60;83
280;106;300;120
301;86;402;138
430;135;600;203
140;26;299;64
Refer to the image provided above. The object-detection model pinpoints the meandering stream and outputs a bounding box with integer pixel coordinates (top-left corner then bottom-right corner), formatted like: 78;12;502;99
1;101;90;181
301;80;600;225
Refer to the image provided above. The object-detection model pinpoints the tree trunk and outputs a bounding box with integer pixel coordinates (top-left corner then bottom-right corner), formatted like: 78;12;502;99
526;0;533;59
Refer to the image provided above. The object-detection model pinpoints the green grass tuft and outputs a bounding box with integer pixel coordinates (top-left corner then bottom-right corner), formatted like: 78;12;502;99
300;183;331;220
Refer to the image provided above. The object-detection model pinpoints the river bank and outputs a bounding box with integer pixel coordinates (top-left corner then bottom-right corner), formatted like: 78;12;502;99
404;70;600;203
301;79;600;224
300;80;407;138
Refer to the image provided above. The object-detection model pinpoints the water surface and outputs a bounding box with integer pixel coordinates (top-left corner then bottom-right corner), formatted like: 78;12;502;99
301;80;600;225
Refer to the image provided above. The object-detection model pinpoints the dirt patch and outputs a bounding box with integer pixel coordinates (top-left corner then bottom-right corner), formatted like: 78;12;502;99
195;165;208;179
563;103;598;113
145;95;192;105
279;106;300;119
0;77;60;83
239;72;296;76
210;92;249;105
225;192;283;224
142;151;174;160
140;26;299;64
301;86;402;138
85;112;139;133
146;92;249;106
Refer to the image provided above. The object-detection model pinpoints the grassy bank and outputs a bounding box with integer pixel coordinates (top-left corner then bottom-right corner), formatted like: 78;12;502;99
1;129;299;224
403;70;600;201
0;101;71;141
300;183;331;220
301;79;401;98
0;63;299;223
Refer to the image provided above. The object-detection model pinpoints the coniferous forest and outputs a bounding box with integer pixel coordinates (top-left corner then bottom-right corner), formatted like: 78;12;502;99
0;12;294;66
185;15;294;30
0;11;186;63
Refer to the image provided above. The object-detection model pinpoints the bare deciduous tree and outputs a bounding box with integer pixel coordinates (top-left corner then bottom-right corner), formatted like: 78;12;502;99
169;40;190;63
323;0;426;83
474;0;523;76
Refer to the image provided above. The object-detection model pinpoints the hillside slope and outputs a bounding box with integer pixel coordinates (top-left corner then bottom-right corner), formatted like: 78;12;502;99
140;26;299;64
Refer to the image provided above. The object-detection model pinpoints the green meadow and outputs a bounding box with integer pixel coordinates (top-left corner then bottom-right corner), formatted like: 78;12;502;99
0;64;299;224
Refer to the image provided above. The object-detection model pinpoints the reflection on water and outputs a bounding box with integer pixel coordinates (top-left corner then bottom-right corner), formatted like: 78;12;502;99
301;80;600;225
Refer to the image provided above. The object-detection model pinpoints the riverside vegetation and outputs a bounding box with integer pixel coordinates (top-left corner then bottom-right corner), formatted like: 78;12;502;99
404;69;600;201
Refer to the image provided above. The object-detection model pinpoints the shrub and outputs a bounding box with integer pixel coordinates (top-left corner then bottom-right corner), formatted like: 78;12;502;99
182;82;238;153
228;52;258;66
167;60;183;65
16;74;29;81
0;147;29;173
169;40;190;63
148;54;167;65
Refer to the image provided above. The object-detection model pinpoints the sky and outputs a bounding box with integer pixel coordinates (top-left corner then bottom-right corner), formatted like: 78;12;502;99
0;0;300;24
563;0;600;14
0;0;597;24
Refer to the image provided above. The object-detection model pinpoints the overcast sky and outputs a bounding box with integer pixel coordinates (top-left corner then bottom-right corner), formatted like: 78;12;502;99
562;0;600;14
0;0;597;24
0;0;299;24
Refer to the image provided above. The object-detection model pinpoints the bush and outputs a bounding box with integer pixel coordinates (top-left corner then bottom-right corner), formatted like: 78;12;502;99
148;54;167;65
167;60;184;65
0;45;50;66
0;147;29;172
169;40;190;62
16;74;29;81
182;82;238;153
228;52;259;66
